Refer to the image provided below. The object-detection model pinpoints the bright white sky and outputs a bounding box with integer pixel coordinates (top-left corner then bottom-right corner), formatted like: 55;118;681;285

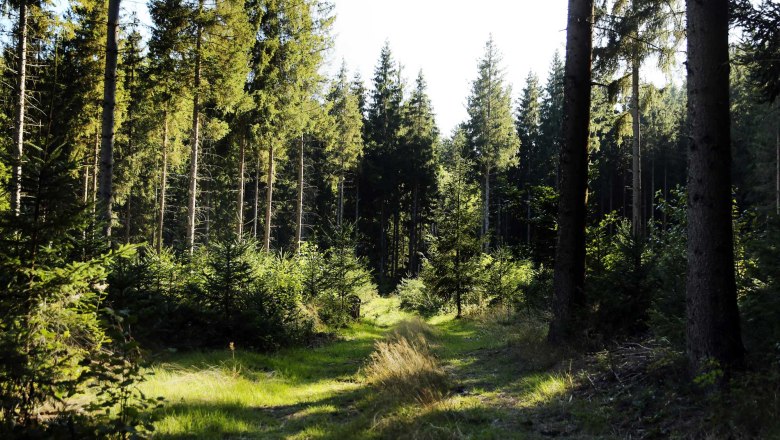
326;0;570;133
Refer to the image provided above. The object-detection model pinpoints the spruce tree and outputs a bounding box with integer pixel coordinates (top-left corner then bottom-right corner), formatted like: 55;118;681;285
465;36;519;251
399;71;438;275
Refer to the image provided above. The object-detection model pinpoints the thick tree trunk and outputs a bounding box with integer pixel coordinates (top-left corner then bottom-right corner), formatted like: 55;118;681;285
631;52;643;239
98;0;121;240
263;144;275;252
253;152;260;238
237;135;246;240
11;0;28;216
295;134;304;252
685;0;744;373
549;0;594;344
776;118;779;216
157;112;169;254
186;0;203;254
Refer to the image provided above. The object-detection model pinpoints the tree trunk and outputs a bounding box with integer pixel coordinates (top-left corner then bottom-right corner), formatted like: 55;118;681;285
236;134;246;240
685;0;744;373
11;0;28;217
124;194;131;244
549;0;594;344
98;0;120;241
776;117;779;216
337;173;344;227
263;144;275;252
253;152;260;238
295;134;304;252
483;166;490;251
631;51;643;239
157;112;169;254
379;204;386;285
186;0;203;254
408;183;419;275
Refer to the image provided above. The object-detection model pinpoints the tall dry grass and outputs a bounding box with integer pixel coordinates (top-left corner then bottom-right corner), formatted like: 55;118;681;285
363;318;448;405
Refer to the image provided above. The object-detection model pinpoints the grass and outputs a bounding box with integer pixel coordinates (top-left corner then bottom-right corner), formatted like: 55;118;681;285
139;298;587;439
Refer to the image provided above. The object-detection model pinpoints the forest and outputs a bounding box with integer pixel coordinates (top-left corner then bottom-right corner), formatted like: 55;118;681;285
0;0;779;438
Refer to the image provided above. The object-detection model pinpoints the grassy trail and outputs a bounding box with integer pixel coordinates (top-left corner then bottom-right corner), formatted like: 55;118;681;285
142;298;577;439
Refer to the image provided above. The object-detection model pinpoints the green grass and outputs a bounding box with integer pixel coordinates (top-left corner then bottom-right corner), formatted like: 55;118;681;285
140;298;578;439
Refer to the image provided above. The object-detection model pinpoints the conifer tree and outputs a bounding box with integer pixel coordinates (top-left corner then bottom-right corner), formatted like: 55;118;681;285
594;0;683;238
326;62;364;227
549;0;594;344
516;71;543;244
361;42;404;283
399;71;438;274
465;36;519;250
685;0;744;373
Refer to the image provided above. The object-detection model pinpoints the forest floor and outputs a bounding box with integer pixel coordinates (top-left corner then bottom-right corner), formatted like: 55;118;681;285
140;297;779;439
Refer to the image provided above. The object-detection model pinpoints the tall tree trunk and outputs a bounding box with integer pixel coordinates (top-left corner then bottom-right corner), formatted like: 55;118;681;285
631;51;644;239
549;0;594;344
379;204;386;286
98;0;120;241
252;152;260;238
295;134;304;252
337;173;344;226
650;154;655;223
264;144;275;252
124;194;131;243
92;129;99;206
483;166;490;251
11;0;28;217
776;117;779;216
157;112;169;254
236;134;246;240
408;183;419;275
392;209;399;277
685;0;744;373
186;0;203;254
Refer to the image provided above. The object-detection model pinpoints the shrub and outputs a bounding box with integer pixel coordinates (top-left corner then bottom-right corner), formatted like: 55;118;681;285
397;277;445;317
480;247;535;309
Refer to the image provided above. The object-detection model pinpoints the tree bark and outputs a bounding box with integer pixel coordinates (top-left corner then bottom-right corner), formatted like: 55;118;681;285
295;134;304;252
186;0;204;254
631;51;644;239
252;152;260;238
98;0;121;240
237;134;246;240
263;143;275;252
157;112;169;254
11;0;28;217
408;183;419;275
483;166;490;251
549;0;594;344
685;0;744;373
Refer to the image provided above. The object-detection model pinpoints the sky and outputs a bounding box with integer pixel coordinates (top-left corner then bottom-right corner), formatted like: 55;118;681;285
325;0;570;134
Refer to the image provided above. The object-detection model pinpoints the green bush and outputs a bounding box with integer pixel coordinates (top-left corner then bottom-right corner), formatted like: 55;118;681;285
397;277;445;317
480;247;535;309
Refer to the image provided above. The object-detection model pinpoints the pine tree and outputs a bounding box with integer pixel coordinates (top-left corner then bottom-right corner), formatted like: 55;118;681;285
423;135;481;319
539;51;565;189
685;0;744;373
549;0;594;344
594;0;684;238
361;42;404;285
516;71;543;244
399;71;438;275
326;62;364;227
465;36;519;251
246;0;332;252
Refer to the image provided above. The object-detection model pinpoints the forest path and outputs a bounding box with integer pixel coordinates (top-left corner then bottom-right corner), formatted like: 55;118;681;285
141;298;583;439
